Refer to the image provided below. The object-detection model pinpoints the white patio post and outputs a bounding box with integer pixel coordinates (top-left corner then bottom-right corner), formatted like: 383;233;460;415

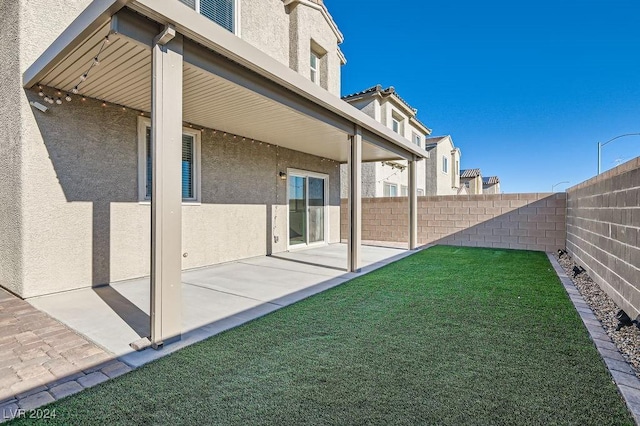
348;126;362;272
408;158;418;250
150;26;183;348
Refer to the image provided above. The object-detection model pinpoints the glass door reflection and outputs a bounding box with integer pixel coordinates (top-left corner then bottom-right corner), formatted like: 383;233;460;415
288;175;307;246
308;177;325;244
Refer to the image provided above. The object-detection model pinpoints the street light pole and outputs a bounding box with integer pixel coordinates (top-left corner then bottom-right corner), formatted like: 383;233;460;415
597;133;640;175
552;181;569;192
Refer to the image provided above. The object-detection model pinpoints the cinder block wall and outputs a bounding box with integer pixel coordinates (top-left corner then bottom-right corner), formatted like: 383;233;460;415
340;193;566;252
566;157;640;317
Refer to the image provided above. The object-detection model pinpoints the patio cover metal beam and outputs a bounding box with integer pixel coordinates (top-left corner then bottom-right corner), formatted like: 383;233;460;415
348;126;362;272
149;26;184;348
408;159;418;250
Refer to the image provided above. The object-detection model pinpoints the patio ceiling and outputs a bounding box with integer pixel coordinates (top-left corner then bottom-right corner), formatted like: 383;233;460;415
27;3;429;163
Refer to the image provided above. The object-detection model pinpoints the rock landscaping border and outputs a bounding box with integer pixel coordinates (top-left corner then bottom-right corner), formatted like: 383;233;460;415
547;253;640;424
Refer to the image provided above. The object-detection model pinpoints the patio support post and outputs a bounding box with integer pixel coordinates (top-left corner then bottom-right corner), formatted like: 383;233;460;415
150;25;183;349
348;126;362;272
408;158;418;250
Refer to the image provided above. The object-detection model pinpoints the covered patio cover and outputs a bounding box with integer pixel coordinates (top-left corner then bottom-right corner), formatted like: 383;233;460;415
23;0;428;348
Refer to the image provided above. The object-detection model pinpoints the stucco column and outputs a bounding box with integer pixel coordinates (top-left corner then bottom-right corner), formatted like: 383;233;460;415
408;158;418;250
150;26;183;348
348;126;362;272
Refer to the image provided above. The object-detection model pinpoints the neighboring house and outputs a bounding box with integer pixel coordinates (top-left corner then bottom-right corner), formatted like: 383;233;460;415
461;169;483;194
424;135;464;196
483;176;501;194
340;85;431;198
2;0;428;345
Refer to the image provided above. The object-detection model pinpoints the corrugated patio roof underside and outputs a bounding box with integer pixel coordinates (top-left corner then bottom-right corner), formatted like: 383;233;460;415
34;17;410;164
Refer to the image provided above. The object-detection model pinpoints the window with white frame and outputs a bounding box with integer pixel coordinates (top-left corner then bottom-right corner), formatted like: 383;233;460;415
401;185;408;196
391;113;404;135
310;51;320;85
442;156;449;174
179;0;237;34
383;182;398;197
417;189;424;196
412;132;422;148
138;118;201;202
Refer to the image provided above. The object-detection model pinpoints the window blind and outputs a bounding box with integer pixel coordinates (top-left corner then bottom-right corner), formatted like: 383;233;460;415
145;128;195;200
200;0;234;33
182;135;195;199
178;0;196;9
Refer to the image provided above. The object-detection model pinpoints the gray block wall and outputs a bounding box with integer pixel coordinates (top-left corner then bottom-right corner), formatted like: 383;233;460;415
566;157;640;317
340;193;567;252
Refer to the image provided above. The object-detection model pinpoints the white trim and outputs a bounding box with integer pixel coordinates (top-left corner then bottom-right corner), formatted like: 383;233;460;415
310;50;320;85
383;182;398;197
137;116;202;203
235;0;241;38
286;168;330;250
442;155;449;175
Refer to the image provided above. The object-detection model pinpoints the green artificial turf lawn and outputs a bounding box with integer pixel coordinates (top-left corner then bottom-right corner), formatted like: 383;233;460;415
10;246;633;425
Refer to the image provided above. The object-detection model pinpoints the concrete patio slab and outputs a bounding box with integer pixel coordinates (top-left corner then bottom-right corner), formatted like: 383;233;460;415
0;243;417;422
28;244;413;363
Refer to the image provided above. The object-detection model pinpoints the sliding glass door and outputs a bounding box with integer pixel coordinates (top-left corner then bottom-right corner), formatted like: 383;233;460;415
288;171;327;247
288;176;307;246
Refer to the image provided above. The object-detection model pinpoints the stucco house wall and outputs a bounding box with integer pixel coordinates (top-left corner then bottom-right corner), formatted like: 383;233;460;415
483;182;501;194
425;136;460;196
0;0;25;296
241;0;291;66
1;0;345;298
286;0;342;96
462;175;483;195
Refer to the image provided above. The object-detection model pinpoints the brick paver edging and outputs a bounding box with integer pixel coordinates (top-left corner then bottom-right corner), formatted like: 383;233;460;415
0;358;132;423
546;253;640;424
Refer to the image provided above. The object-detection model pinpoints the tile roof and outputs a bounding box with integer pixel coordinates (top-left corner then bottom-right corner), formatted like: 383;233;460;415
342;85;416;113
341;85;383;99
425;136;447;144
460;169;481;178
483;176;500;185
342;85;430;133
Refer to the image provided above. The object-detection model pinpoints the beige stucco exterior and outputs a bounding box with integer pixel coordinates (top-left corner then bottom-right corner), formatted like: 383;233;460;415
483;180;501;194
425;136;461;196
1;0;347;297
462;175;483;195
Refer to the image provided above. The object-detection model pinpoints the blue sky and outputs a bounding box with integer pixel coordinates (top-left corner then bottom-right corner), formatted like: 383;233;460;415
324;0;640;193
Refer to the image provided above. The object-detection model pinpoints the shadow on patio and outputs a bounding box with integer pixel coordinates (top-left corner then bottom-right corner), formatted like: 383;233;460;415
27;243;416;368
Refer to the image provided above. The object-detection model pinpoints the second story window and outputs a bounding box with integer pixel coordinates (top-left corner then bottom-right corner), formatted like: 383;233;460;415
180;0;236;33
412;132;422;147
310;52;320;84
391;112;404;135
442;156;449;174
